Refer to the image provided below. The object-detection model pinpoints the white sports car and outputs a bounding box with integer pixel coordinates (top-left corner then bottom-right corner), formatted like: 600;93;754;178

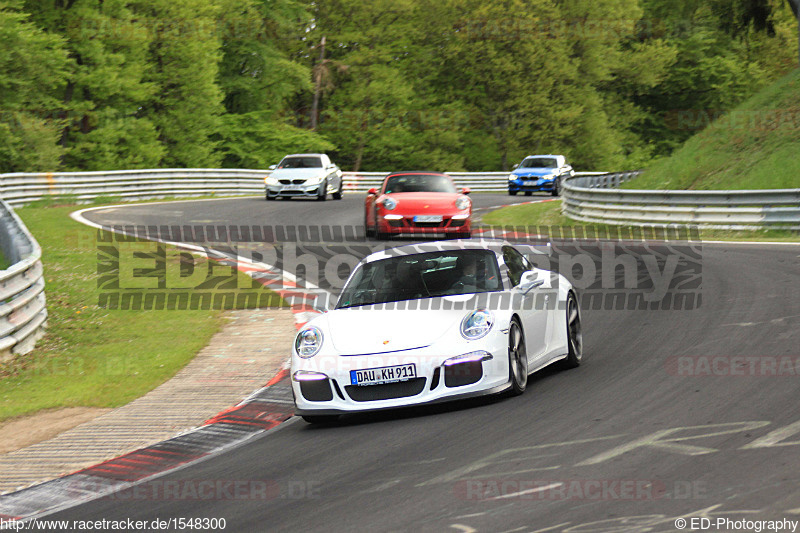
290;240;583;423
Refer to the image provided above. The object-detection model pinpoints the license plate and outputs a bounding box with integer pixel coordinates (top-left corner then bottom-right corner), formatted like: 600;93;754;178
350;364;417;386
523;180;537;186
283;186;302;191
413;215;443;223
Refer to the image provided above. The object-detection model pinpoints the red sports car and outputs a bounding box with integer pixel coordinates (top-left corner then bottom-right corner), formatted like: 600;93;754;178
364;172;472;239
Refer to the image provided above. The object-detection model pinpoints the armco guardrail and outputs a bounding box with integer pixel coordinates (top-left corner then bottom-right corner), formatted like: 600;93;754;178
0;169;269;207
562;172;800;230
0;169;612;206
0;199;46;360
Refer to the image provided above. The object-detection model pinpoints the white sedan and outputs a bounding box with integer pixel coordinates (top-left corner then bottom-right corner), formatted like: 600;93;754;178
290;240;583;423
265;153;343;201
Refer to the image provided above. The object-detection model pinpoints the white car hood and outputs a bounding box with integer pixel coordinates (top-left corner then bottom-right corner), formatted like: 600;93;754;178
323;305;469;355
270;168;324;181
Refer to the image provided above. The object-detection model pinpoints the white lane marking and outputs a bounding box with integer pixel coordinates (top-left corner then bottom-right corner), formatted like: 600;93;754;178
577;421;771;466
722;314;800;327
488;482;564;501
741;420;800;449
528;524;573;533
416;435;625;487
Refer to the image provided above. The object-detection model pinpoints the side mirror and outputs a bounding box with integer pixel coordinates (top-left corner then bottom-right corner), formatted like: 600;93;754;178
512;164;519;170
461;187;471;195
516;271;544;294
367;188;378;195
268;164;277;171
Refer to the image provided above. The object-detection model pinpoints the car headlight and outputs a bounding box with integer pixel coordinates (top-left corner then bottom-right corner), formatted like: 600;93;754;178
460;310;494;340
382;197;397;210
295;327;323;358
508;173;517;181
455;196;471;210
265;176;278;185
543;173;556;181
306;174;324;185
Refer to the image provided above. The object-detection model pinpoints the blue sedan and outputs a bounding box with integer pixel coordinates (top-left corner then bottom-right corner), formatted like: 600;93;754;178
508;154;574;196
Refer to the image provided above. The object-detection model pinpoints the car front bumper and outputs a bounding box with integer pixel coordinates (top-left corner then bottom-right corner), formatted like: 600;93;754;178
377;214;471;236
291;337;510;414
266;182;322;198
508;178;556;193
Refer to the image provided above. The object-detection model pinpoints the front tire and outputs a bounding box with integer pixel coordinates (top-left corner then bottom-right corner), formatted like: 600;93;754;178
364;211;376;238
552;178;561;197
560;292;583;369
332;180;343;200
507;317;527;395
317;181;327;201
509;190;518;196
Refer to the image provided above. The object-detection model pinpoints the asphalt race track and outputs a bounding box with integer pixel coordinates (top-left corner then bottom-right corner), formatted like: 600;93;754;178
51;194;800;532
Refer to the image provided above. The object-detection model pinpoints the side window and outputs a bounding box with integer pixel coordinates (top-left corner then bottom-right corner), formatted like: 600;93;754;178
502;246;529;287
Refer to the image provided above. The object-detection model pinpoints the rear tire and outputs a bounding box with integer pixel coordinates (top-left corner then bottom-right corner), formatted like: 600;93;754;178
507;317;527;396
560;292;583;369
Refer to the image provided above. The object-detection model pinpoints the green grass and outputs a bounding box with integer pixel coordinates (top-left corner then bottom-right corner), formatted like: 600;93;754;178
0;204;286;422
481;200;800;242
628;68;800;190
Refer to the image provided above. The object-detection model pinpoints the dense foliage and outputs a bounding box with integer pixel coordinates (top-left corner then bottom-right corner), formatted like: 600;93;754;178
0;0;796;173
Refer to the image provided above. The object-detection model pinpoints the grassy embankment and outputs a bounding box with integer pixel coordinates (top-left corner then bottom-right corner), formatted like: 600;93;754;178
483;69;800;241
0;199;286;422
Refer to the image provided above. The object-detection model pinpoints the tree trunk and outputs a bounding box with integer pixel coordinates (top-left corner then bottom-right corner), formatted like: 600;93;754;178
310;36;326;130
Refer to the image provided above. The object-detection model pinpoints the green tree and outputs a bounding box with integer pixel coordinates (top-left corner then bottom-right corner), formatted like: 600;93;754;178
131;0;225;167
214;0;331;168
0;2;70;172
22;0;165;170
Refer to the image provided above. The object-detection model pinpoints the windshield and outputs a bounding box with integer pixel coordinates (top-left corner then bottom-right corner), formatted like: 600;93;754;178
278;156;322;169
520;157;557;169
337;250;502;308
383;173;456;194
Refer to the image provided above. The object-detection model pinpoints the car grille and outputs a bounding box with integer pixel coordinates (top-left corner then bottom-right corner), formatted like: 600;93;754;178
413;220;446;228
279;179;307;185
344;378;426;402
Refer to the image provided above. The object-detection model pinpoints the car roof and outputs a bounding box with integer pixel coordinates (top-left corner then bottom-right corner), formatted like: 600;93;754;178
521;154;563;159
281;153;327;157
362;239;510;264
